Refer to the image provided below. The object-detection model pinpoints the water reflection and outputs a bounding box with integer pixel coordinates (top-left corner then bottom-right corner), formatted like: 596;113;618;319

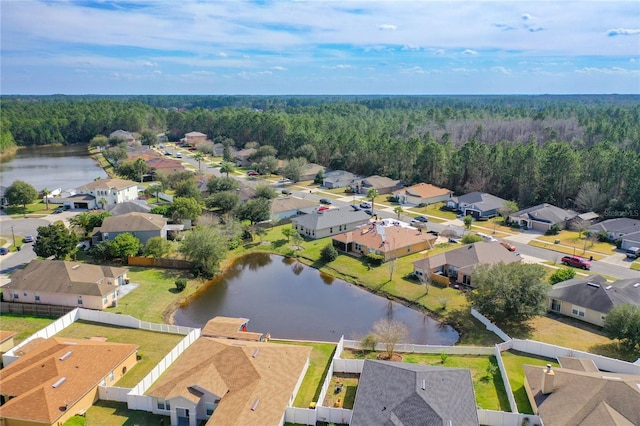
174;253;459;345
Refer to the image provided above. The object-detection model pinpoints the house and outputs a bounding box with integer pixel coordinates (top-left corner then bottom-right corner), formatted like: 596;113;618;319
588;218;640;250
3;260;127;310
182;131;207;145
298;163;326;182
156;133;168;144
291;206;371;239
0;336;138;426
445;191;508;219
75;178;140;207
146;156;187;176
412;241;521;287
0;331;16;354
233;148;257;167
145;317;311;426
106;200;152;216
350;175;404;195
332;220;436;261
393;182;453;205
270;197;317;221
95;212;170;246
547;275;640;327
109;129;135;142
63;192;97;210
322;170;360;189
351;360;479;426
523;361;640;426
508;203;579;232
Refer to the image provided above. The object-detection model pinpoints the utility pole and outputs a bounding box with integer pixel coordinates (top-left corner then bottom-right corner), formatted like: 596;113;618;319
11;225;16;250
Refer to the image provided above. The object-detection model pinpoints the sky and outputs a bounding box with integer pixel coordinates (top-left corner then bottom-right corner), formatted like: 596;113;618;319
1;0;639;95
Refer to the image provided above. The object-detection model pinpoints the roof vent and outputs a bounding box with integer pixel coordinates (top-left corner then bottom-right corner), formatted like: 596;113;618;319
59;351;72;361
251;399;260;411
72;265;80;270
633;283;640;288
421;379;426;390
587;282;600;288
252;349;259;358
52;377;67;388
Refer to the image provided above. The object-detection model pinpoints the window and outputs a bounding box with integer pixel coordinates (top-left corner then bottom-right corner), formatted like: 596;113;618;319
13;293;18;300
330;227;333;233
100;378;106;386
571;305;585;318
77;295;83;305
35;293;40;302
109;370;114;381
23;291;28;296
103;296;108;305
206;402;215;416
551;299;561;312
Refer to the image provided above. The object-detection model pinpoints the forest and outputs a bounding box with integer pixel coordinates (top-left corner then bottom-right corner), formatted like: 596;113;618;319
1;95;639;214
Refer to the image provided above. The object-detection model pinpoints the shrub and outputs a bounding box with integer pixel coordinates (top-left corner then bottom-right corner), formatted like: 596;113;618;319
461;233;483;244
549;267;576;284
440;352;449;364
417;203;427;208
545;223;562;235
366;253;384;266
227;236;242;250
597;231;609;242
320;243;339;262
360;333;379;353
175;278;187;291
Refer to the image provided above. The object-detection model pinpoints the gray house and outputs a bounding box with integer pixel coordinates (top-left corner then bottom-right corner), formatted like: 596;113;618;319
445;191;507;219
588;218;640;250
322;170;360;189
291;206;370;239
351;360;479;426
94;212;169;246
350;175;404;195
270;197;317;221
509;203;579;232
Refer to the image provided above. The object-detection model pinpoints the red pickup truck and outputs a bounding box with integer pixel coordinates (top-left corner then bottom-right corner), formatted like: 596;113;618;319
561;255;591;270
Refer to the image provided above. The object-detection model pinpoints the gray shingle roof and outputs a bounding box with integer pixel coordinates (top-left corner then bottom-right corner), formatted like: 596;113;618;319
511;203;578;224
413;241;521;274
99;212;166;233
588;218;640;234
291;206;370;229
450;191;507;213
547;275;640;314
351;360;479;426
107;201;151;215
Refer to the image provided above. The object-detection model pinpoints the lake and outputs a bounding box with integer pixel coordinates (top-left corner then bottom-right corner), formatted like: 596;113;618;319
0;145;107;192
173;253;459;345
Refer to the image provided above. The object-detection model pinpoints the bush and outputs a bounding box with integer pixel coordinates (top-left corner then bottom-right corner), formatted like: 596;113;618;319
320;243;339;262
417;203;427;208
549;268;576;284
597;231;609;242
227;236;242;250
545;223;562;235
366;253;384;266
360;333;378;352
175;278;187;291
461;233;483;244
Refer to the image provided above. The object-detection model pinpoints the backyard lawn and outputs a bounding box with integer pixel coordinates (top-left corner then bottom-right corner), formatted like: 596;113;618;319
323;373;359;409
500;351;559;414
0;314;56;343
81;401;168;426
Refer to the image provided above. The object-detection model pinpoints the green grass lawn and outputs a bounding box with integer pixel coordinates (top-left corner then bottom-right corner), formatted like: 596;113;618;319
529;240;606;260
83;400;168;426
55;320;184;387
536;231;616;255
323;374;358;409
500;350;559;414
411;203;458;221
0;314;56;343
341;349;509;410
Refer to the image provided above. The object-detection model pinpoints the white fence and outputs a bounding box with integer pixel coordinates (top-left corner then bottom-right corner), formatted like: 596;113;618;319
471;308;511;342
99;386;131;403
493;345;518;413
342;339;495;355
478;410;543;426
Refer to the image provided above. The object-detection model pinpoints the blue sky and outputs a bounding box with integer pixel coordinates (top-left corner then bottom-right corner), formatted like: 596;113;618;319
1;0;639;95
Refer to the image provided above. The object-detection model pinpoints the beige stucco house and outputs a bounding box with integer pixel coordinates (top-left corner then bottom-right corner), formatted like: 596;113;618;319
182;131;207;144
3;260;128;310
393;183;453;205
94;212;169;246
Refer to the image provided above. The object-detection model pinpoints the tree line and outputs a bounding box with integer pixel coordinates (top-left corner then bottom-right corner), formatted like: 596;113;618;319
1;95;639;213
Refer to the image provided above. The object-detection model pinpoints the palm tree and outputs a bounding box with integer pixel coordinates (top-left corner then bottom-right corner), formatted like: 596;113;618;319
393;205;404;220
41;188;51;210
367;188;379;214
99;198;107;210
194;152;205;174
220;161;235;178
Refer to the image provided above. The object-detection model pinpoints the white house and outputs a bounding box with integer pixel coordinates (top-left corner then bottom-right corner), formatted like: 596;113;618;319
75;178;140;208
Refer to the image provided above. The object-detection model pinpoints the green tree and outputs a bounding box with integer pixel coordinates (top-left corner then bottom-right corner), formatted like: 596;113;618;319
5;180;38;213
33;222;79;260
180;226;228;278
282;157;307;182
146;182;165;203
41;188;51;211
104;144;128;166
367;188;379;213
282;227;296;242
461;233;482;244
109;233;142;261
220;161;235;178
206;191;240;215
463;214;473;229
372;319;408;360
71;211;112;236
393;205;404;219
222;144;233;162
313;170;325;185
170;197;203;222
89;135;108;149
236;197;271;225
207;176;239;193
174;179;202;201
175;278;187;291
549;267;576;284
604;304;640;351
321;243;339;262
140;129;156;146
257;155;278;176
194;152;205;173
498;201;519;221
254;185;277;200
466;262;548;324
144;236;172;258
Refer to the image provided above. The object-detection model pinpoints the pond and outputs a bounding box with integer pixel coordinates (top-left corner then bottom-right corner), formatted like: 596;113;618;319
173;253;459;345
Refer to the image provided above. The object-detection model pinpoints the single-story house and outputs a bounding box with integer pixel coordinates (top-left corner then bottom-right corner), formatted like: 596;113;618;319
75;178;140;207
106;200;152;216
94;212;170;246
547;274;640;327
299;163;326;182
393;182;453;205
413;241;521;287
351;360;479;426
0;337;138;426
291;206;371;239
145;317;311;426
332;221;436;261
233;148;257;167
523;360;640;426
146;156;187;176
350;175;404;195
588;218;640;250
270;197;317;221
508;203;579;232
3;260;128;310
182;131;207;145
322;170;360;189
445;191;508;219
109;129;135;142
0;331;17;354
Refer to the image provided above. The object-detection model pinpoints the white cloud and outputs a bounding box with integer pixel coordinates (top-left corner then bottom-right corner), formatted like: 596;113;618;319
378;24;397;31
607;28;640;36
452;67;477;73
576;66;638;74
142;61;158;67
491;66;512;75
400;66;425;74
402;44;421;51
322;64;353;70
271;66;287;71
432;49;446;56
462;49;478;56
521;13;533;21
218;52;228;57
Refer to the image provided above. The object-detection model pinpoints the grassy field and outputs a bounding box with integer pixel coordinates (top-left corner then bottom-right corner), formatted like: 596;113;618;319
411;202;458;221
55;320;184;387
501;351;559;414
341;349;509;411
0;314;56;343
83;401;168;426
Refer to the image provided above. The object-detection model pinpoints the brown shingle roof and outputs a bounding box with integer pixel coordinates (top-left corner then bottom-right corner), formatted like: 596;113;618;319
6;260;127;296
76;178;139;191
99;212;167;233
394;182;452;198
0;330;17;344
0;337;138;424
333;225;436;254
201;317;263;341
147;336;311;426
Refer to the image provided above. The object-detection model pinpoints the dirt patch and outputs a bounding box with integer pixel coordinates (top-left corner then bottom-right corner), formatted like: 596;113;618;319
377;352;403;361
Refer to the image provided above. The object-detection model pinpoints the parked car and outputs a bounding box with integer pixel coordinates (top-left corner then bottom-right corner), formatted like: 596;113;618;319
500;241;516;251
163;151;172;156
561;255;591;270
319;198;332;205
350;204;361;211
625;247;640;259
364;209;373;215
176;153;183;159
413;215;429;223
53;207;64;214
282;189;292;195
318;205;330;211
24;235;34;243
247;171;259;176
0;247;8;255
360;201;372;208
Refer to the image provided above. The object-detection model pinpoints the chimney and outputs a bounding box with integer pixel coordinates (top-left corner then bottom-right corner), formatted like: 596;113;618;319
541;364;555;394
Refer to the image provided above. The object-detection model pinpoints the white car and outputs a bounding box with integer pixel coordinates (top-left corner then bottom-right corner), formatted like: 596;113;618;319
360;201;372;208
